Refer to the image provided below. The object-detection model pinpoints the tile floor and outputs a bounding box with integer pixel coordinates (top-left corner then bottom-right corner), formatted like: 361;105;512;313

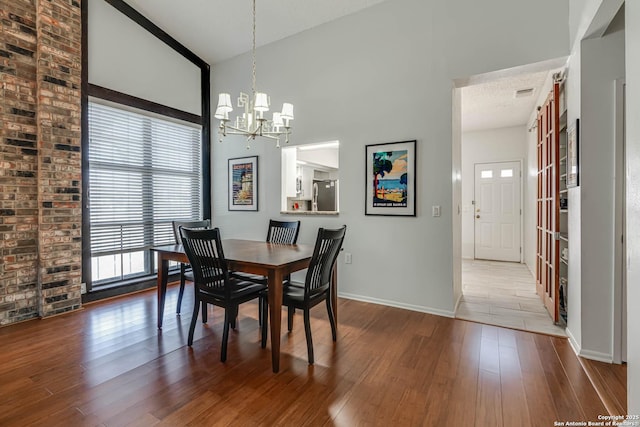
457;259;567;337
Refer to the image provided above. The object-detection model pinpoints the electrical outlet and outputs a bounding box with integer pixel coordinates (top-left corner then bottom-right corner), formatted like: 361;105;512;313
81;283;87;294
344;253;352;264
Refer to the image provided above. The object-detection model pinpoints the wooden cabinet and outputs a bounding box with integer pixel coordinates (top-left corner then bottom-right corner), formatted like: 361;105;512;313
536;76;567;325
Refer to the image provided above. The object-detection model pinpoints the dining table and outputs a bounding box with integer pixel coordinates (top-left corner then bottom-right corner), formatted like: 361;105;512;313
150;239;338;373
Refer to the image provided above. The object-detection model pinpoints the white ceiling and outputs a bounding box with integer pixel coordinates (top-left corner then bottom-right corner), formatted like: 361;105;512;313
126;0;389;64
123;0;554;133
461;70;551;132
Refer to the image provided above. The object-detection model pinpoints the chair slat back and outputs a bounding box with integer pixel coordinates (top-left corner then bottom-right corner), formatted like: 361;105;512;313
305;226;346;298
180;227;228;295
266;220;301;245
172;219;211;244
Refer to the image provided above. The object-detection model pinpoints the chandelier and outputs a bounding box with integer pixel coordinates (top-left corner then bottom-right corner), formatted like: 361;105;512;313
214;0;294;148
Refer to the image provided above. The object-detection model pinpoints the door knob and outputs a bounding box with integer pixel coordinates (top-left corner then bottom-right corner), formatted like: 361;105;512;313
476;215;480;218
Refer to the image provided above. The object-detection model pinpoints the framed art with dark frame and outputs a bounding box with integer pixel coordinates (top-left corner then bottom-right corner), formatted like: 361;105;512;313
365;140;416;216
228;156;258;211
567;119;579;188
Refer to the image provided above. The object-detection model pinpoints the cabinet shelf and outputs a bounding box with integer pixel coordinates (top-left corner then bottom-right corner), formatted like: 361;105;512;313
536;78;568;326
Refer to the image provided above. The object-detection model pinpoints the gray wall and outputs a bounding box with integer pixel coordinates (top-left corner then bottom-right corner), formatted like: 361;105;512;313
88;0;201;114
211;0;568;315
579;17;625;361
625;0;639;413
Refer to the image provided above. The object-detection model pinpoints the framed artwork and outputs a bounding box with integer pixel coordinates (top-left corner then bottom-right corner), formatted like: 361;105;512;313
365;140;416;216
567;119;579;188
228;156;258;211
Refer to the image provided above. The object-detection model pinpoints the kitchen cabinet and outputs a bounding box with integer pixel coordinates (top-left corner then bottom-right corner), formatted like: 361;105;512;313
296;165;314;200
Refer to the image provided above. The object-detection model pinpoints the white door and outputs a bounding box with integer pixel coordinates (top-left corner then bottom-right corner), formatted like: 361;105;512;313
474;161;521;262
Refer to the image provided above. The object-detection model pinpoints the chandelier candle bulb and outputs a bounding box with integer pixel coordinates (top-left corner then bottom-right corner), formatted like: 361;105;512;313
254;93;269;112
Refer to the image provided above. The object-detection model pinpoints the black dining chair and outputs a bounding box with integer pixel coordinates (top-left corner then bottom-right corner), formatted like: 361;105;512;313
261;225;346;364
172;219;210;316
231;219;301;284
231;219;300;324
181;227;267;362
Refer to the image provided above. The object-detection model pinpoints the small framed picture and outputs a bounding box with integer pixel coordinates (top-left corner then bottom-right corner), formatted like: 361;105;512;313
567;119;579;188
365;140;416;216
228;156;258;211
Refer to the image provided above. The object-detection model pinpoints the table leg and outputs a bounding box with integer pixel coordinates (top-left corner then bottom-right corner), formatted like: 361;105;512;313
157;254;169;329
331;264;338;328
267;269;283;373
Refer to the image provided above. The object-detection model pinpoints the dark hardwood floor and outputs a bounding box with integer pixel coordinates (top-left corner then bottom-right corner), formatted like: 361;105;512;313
0;283;626;426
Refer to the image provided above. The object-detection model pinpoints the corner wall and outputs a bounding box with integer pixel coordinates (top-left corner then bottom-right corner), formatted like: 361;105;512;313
0;0;82;325
579;17;625;361
625;0;640;415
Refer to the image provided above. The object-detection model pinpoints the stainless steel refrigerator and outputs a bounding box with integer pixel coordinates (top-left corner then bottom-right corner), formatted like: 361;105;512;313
312;179;337;211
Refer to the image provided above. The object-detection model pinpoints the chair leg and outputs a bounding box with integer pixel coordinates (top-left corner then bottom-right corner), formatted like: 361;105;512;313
258;297;263;326
261;297;268;348
201;301;208;323
303;309;314;364
326;296;337;341
288;306;295;332
221;309;230;362
230;306;238;330
187;296;200;346
176;264;186;314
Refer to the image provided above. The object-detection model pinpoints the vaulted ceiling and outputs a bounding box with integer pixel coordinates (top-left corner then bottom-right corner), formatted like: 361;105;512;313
122;0;556;132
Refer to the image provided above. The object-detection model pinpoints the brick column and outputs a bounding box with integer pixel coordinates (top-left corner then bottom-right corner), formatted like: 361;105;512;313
36;0;82;317
0;0;40;324
0;0;82;325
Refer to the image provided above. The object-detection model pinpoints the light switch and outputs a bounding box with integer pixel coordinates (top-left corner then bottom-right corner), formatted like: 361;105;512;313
432;205;441;217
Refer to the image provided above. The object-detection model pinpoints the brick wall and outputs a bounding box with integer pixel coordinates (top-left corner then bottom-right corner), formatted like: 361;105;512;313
1;0;82;325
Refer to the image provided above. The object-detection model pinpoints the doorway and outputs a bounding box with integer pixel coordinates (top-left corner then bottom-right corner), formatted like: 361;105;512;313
473;161;522;262
453;61;568;335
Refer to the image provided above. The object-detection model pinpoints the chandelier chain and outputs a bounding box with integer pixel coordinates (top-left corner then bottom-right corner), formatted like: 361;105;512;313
251;0;257;98
215;0;293;147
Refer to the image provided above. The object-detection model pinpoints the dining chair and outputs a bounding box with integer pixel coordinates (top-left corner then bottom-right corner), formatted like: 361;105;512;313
231;219;301;284
231;219;300;324
261;225;346;364
172;219;210;316
181;227;267;362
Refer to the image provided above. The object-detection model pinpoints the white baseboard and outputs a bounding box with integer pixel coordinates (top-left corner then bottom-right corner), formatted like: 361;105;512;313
579;349;613;363
454;293;463;313
565;328;613;363
566;327;580;356
338;292;455;318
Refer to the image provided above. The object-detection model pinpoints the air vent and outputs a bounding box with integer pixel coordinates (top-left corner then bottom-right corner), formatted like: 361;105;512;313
514;88;534;98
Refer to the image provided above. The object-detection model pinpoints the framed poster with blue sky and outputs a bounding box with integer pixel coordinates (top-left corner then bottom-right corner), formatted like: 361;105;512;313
365;140;416;216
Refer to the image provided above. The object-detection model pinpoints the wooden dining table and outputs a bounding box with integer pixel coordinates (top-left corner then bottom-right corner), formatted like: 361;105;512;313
151;239;337;373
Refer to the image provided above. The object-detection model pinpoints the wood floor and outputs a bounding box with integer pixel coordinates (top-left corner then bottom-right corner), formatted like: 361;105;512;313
0;283;625;426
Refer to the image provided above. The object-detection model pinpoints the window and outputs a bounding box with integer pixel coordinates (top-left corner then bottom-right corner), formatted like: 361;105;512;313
281;141;339;213
88;101;202;285
481;170;493;179
500;169;513;178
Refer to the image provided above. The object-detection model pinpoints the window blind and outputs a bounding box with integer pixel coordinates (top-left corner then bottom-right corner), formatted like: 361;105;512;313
88;101;202;257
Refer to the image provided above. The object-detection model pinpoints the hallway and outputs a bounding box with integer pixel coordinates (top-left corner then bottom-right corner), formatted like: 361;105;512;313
457;259;567;337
